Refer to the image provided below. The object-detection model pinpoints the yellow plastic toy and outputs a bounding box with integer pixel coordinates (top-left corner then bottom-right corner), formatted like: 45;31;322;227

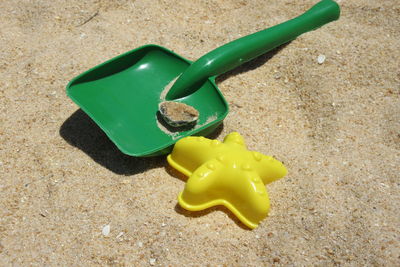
167;132;287;229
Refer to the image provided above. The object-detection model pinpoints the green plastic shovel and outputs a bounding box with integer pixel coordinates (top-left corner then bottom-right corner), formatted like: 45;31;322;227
67;0;340;157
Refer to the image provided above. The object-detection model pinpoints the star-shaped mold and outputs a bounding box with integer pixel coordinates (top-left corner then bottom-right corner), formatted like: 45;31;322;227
167;132;287;229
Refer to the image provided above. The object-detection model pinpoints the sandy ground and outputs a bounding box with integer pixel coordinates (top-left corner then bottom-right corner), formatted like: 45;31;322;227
1;0;399;266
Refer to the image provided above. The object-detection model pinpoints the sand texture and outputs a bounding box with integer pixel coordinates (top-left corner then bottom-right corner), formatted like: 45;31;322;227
1;0;399;266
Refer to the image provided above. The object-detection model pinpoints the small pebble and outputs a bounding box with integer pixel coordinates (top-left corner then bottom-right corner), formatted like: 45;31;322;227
274;73;281;79
149;258;156;265
102;224;110;236
273;257;281;263
137;241;143;247
159;101;199;127
317;54;326;64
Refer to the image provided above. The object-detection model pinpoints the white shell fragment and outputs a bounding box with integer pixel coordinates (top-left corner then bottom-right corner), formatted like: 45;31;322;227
317;54;326;64
102;224;110;236
116;232;124;239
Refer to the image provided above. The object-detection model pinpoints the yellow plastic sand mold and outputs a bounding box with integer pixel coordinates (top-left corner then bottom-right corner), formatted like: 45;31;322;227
167;132;287;229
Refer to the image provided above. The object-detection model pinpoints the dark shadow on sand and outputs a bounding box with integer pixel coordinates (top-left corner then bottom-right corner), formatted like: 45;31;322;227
59;109;165;175
215;42;290;84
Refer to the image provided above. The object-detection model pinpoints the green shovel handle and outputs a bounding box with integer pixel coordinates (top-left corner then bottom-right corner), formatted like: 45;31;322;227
165;0;340;100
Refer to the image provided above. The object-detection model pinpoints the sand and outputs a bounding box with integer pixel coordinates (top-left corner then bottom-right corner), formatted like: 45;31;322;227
1;0;399;265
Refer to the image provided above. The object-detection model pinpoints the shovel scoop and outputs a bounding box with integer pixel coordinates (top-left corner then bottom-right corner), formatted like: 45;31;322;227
67;0;340;157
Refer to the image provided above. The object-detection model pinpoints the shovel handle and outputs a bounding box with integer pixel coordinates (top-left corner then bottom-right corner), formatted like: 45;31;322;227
165;0;340;100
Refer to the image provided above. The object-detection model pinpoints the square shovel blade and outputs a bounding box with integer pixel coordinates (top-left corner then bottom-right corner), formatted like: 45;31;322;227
66;45;228;157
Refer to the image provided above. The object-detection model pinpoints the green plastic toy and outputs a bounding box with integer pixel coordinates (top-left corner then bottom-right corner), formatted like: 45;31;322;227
67;0;340;157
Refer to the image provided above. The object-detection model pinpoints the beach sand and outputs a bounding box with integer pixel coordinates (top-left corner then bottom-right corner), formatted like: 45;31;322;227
0;0;399;265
